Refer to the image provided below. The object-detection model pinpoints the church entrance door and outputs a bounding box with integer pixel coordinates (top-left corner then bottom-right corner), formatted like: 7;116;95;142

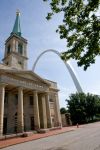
30;117;34;130
3;117;7;134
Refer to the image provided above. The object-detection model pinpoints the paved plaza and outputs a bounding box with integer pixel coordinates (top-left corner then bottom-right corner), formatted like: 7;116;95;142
1;122;100;150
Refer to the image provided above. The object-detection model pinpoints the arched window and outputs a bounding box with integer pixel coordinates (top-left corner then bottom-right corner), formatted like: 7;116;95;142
18;43;23;55
7;45;11;54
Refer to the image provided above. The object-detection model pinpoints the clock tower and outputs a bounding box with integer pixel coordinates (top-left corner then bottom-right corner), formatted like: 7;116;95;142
2;10;28;70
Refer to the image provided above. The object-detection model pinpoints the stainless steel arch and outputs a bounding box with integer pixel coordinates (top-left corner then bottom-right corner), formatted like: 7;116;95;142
32;49;83;93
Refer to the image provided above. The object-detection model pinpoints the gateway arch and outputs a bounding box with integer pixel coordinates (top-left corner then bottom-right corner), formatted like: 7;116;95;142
32;49;83;93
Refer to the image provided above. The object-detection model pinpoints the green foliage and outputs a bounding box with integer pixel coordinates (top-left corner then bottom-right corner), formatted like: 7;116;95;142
85;93;99;120
43;0;100;70
60;107;67;114
66;92;100;124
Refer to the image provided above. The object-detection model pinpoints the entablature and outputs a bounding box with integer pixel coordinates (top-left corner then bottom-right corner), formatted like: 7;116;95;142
0;75;49;92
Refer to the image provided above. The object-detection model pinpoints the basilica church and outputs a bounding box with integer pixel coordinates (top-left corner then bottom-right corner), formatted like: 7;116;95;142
0;11;61;136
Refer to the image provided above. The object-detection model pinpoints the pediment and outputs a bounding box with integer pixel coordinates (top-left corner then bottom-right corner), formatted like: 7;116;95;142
16;72;40;82
5;70;50;86
0;66;50;87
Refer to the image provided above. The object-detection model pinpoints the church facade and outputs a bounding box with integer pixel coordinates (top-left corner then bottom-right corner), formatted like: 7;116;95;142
0;11;61;136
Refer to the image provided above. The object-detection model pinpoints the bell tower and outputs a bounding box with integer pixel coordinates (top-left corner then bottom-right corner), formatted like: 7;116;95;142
2;10;28;70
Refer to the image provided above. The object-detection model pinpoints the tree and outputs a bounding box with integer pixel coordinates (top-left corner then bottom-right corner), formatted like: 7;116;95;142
67;93;87;124
85;93;99;120
60;107;67;114
43;0;100;70
66;92;100;124
86;93;100;120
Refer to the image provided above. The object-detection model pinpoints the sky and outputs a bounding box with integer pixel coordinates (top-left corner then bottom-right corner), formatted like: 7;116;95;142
0;0;100;108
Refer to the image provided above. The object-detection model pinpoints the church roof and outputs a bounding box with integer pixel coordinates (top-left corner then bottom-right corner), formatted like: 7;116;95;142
11;10;21;37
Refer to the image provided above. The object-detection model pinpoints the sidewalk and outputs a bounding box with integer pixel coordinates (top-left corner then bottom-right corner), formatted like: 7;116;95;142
0;126;79;149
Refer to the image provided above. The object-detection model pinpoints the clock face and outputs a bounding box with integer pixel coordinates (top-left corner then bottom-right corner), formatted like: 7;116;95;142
18;43;23;55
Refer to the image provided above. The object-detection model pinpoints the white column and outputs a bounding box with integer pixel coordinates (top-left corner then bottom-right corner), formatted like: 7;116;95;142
41;95;47;129
0;84;6;136
17;87;24;133
54;94;62;127
45;93;52;128
33;91;40;129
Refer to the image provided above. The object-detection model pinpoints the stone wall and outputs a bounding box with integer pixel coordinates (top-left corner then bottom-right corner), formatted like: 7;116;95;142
4;92;35;133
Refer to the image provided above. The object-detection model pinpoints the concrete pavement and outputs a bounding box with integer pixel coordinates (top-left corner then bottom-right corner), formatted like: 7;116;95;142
0;126;76;149
1;122;100;150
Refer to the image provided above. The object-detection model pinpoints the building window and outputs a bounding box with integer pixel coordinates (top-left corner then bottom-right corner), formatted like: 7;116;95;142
29;96;33;105
52;117;55;123
18;43;23;55
7;45;11;54
49;99;54;102
6;62;9;65
15;94;18;105
18;61;22;65
5;93;8;104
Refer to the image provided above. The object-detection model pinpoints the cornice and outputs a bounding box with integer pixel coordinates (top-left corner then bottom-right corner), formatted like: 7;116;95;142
5;34;27;44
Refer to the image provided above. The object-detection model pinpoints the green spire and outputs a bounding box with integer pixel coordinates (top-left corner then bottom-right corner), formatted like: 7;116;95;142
11;10;21;36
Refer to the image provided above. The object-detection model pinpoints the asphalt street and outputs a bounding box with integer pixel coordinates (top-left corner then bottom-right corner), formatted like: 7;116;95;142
2;122;100;150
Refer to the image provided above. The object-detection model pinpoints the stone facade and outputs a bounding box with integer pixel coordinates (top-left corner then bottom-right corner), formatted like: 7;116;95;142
0;11;61;136
0;71;61;135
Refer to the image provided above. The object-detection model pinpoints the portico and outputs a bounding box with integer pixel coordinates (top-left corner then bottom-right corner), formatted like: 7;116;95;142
0;71;61;136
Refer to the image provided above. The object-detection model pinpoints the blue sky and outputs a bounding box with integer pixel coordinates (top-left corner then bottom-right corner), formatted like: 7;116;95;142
0;0;100;108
